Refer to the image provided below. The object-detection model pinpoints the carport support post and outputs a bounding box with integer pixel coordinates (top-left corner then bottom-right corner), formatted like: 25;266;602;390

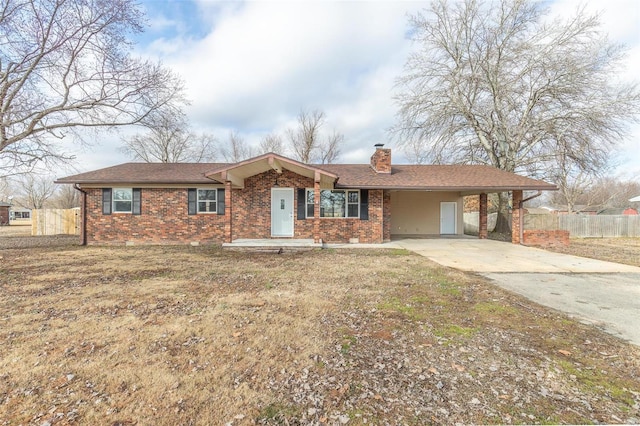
313;179;320;243
479;193;488;239
511;190;523;244
225;181;233;243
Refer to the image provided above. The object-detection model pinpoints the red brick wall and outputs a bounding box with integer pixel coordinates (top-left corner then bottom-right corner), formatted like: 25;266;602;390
479;193;488;239
511;190;523;244
231;169;315;240
383;190;391;242
84;187;226;245
232;169;386;243
523;230;570;248
83;169;388;245
317;188;385;243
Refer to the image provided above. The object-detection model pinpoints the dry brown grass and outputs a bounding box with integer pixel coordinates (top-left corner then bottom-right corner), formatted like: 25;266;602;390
548;237;640;267
1;245;639;425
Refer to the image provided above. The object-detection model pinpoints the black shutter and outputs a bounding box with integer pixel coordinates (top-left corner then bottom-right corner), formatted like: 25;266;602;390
132;188;141;215
217;188;225;215
188;188;197;215
297;188;306;220
360;189;369;220
102;188;112;215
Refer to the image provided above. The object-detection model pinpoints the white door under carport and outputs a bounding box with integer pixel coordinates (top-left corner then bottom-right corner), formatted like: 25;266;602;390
389;191;462;237
440;201;457;234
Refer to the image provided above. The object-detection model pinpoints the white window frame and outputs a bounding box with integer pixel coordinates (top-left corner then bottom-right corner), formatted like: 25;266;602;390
305;189;315;218
112;188;133;213
197;189;218;213
315;189;360;218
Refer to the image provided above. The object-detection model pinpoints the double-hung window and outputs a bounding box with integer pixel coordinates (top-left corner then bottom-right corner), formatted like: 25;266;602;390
113;188;133;213
103;188;141;215
197;189;217;213
188;188;225;215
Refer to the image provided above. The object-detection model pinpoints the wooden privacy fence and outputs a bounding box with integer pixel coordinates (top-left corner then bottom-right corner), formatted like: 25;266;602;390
525;214;640;238
32;208;80;236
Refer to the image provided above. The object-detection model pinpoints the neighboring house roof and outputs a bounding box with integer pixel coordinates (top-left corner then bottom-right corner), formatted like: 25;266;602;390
630;195;640;202
56;153;556;192
543;204;600;213
0;201;11;207
597;207;638;215
523;207;551;214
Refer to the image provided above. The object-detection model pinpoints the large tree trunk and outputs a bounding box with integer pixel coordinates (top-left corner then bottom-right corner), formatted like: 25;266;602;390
494;192;512;234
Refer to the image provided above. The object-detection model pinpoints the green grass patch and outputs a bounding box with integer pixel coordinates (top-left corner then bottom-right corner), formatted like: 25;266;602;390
557;359;636;408
387;248;412;256
377;296;431;320
438;281;461;296
473;301;517;315
256;402;301;422
434;324;478;339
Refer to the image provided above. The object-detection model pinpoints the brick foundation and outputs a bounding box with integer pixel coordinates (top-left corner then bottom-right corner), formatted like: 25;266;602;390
523;230;570;248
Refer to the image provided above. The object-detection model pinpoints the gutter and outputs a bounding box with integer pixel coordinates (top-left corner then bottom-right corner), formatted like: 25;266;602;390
73;184;88;246
519;190;543;245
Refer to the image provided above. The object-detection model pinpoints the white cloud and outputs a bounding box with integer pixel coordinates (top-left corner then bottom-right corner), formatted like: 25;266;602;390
67;0;639;177
141;1;419;163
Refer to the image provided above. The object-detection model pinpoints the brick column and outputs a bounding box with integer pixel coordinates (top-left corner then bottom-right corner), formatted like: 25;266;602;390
479;193;488;239
313;182;321;243
383;190;391;242
511;190;523;244
225;181;232;243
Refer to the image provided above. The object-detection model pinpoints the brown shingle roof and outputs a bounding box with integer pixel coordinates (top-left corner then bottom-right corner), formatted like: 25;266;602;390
317;164;556;191
56;161;556;191
55;163;227;185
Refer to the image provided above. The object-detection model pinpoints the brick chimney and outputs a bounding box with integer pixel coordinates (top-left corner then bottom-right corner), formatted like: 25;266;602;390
370;144;391;174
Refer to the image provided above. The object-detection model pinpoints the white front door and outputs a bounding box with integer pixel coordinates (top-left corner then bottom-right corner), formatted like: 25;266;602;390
271;188;294;237
440;202;457;234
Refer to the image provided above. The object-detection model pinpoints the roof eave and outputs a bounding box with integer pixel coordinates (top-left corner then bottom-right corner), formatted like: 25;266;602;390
335;184;558;191
56;178;224;185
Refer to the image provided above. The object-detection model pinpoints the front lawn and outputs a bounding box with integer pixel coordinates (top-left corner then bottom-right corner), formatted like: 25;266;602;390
0;245;638;424
546;237;640;268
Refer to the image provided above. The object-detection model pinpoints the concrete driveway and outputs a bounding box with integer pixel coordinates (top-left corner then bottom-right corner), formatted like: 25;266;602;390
393;238;640;345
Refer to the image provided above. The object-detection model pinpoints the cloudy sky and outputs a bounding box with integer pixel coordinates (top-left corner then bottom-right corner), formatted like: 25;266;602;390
69;0;640;179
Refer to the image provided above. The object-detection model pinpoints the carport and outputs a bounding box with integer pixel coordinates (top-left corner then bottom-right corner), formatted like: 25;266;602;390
320;160;558;244
387;187;547;244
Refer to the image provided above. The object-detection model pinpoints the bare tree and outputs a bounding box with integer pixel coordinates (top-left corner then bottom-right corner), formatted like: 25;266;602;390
51;184;80;209
120;112;216;162
17;174;55;209
587;177;640;209
317;131;342;164
258;133;286;156
0;176;12;204
220;131;254;163
0;0;186;177
287;109;343;164
394;0;640;232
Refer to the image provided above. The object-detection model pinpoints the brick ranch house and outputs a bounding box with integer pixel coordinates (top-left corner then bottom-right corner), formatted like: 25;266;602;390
56;145;556;246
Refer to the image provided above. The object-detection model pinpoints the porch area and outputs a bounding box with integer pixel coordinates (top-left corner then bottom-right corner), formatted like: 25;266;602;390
222;238;323;252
